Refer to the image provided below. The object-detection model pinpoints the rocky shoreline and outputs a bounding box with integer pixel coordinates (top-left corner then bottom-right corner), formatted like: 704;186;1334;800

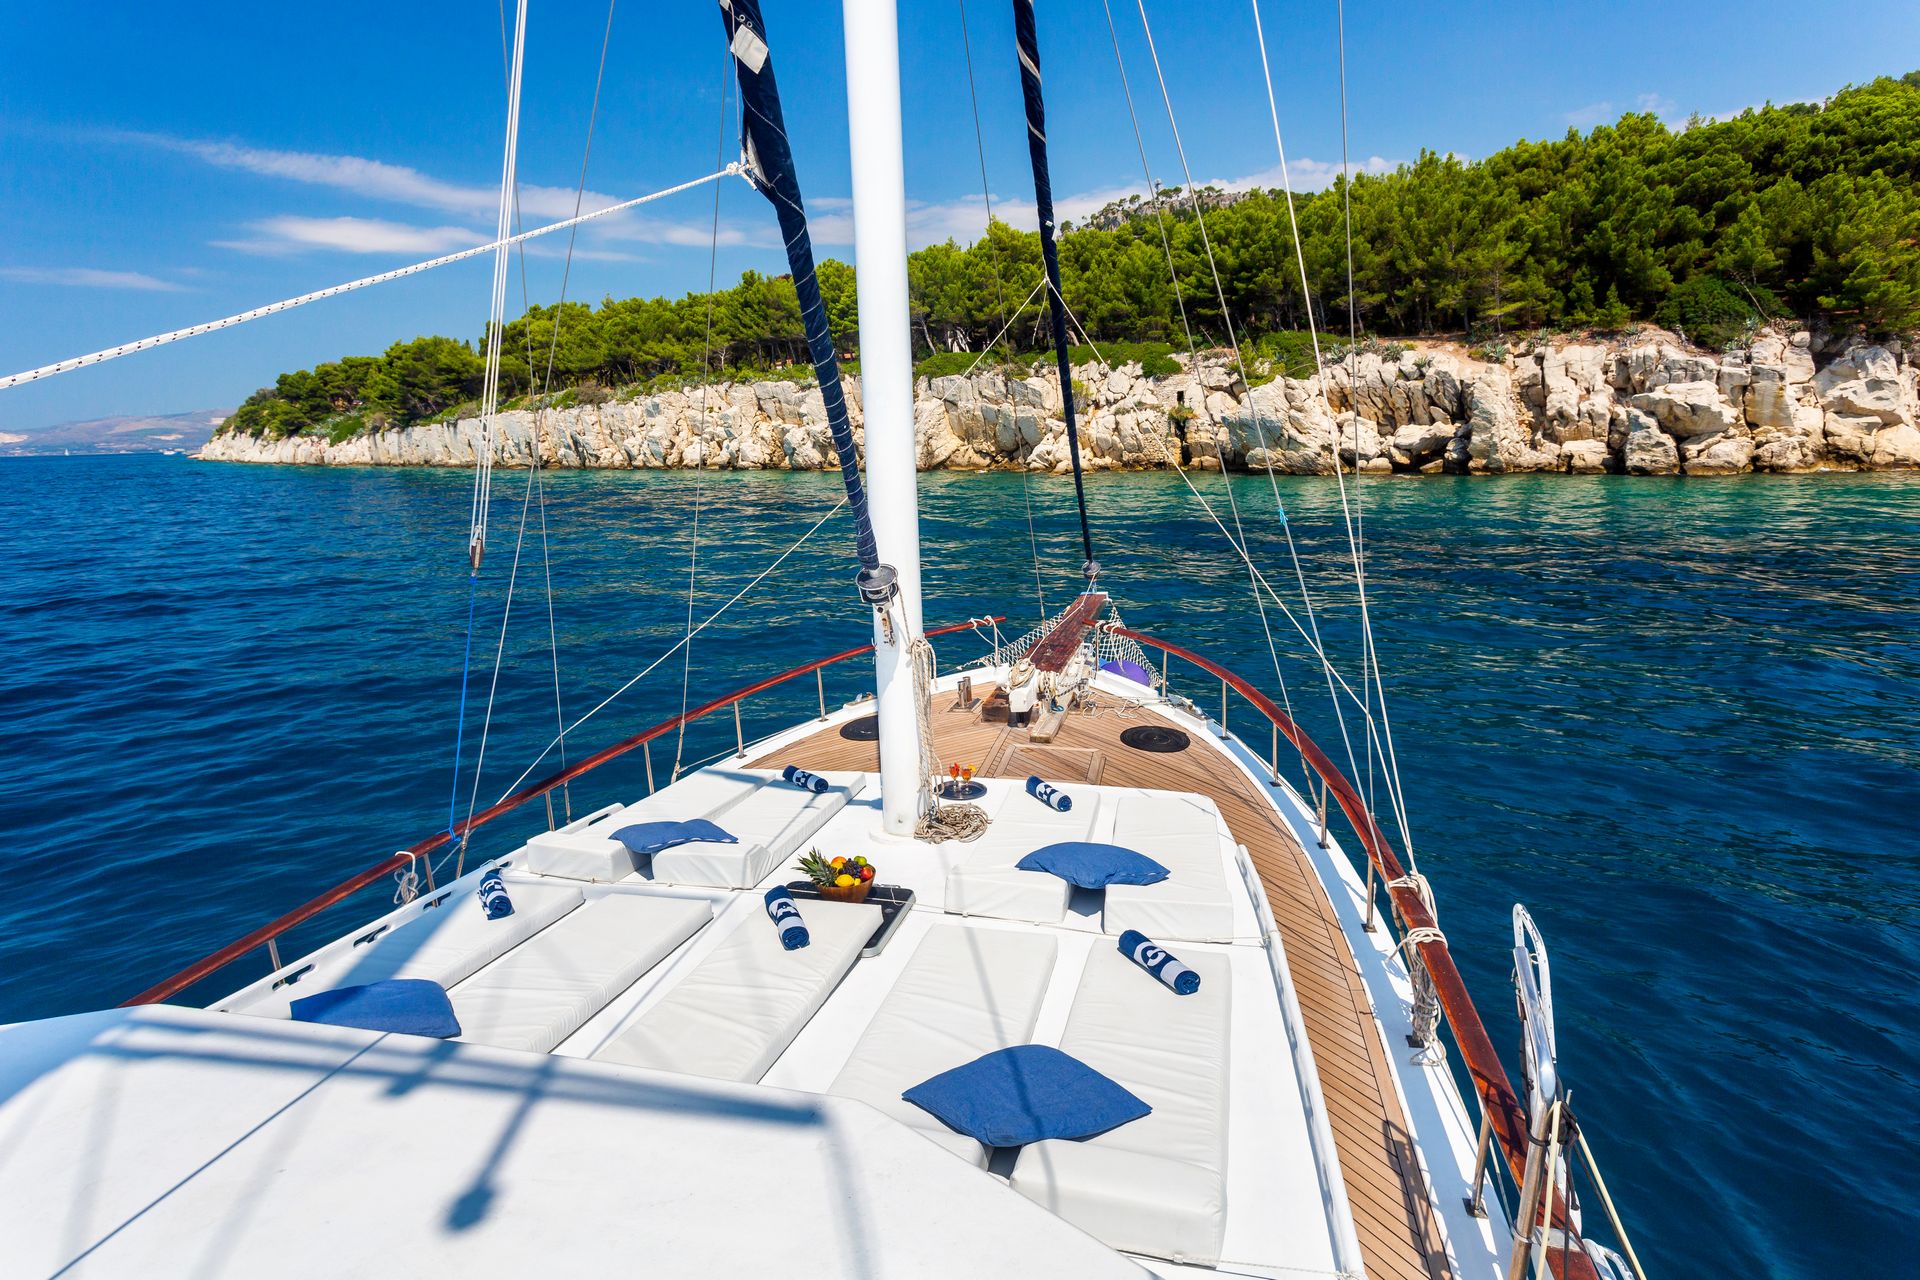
198;328;1920;476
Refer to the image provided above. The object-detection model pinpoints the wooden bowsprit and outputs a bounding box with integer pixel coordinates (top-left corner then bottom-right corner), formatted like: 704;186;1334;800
1026;592;1108;673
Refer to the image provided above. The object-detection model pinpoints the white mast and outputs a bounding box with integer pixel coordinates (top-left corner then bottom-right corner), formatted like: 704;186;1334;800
841;0;926;837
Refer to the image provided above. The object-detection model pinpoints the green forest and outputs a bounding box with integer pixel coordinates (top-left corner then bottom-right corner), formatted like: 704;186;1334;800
227;73;1920;441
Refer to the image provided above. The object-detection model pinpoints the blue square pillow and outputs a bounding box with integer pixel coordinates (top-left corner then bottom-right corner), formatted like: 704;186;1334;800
290;978;462;1038
1016;841;1169;889
902;1044;1151;1147
611;818;736;857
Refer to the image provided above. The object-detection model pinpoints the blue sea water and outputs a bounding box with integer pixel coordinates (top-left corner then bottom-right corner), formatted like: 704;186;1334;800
1;453;1914;1277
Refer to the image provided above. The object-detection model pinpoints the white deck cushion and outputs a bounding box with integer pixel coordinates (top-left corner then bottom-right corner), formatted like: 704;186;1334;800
831;925;1059;1166
1010;943;1233;1265
229;879;585;1020
944;788;1101;924
648;770;870;889
1102;792;1237;943
520;768;767;881
594;898;882;1083
448;893;713;1054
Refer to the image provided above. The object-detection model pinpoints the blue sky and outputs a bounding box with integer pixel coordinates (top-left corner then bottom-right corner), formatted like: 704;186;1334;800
3;0;1916;431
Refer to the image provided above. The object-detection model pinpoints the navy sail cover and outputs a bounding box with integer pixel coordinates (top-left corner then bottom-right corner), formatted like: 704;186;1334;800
1011;0;1097;580
719;0;881;575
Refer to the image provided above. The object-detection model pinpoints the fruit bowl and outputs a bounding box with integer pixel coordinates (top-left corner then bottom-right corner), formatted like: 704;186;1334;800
796;848;877;904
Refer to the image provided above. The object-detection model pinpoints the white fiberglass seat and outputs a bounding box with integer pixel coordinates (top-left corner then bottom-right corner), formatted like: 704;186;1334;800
830;924;1058;1166
1010;942;1233;1266
448;892;714;1054
518;767;766;882
1102;790;1237;943
648;769;871;889
592;897;882;1083
944;785;1102;924
224;877;585;1020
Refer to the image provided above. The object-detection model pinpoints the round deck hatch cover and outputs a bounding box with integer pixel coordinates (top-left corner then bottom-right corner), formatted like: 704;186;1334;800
1120;725;1191;753
840;714;881;741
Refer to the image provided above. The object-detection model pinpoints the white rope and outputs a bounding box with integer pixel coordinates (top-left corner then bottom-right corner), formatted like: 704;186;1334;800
1246;0;1421;873
392;852;422;904
0;167;740;393
490;497;848;805
910;626;990;843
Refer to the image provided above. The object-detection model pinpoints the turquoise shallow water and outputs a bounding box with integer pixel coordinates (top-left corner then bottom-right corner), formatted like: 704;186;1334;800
1;454;1914;1277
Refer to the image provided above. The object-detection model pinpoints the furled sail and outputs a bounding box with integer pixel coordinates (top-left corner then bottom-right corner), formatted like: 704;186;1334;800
719;0;886;591
1010;0;1097;584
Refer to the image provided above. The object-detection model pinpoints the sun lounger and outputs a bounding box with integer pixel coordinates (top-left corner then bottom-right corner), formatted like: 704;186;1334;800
518;768;768;882
1101;791;1237;943
830;925;1058;1165
448;892;713;1054
225;877;586;1020
944;786;1102;924
1010;943;1233;1265
592;897;882;1083
648;770;870;889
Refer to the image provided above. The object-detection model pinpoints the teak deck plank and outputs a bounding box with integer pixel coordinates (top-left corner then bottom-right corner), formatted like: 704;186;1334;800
753;692;1451;1280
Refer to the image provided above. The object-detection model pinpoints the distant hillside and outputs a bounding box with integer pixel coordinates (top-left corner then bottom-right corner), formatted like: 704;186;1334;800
0;409;230;457
219;73;1920;445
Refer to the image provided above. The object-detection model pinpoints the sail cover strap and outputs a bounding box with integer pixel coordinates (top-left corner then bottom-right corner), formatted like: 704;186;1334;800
1011;0;1098;583
720;0;882;577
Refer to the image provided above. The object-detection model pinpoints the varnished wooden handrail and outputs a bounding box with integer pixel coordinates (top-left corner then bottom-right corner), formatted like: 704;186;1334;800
122;616;1002;1007
1116;627;1602;1280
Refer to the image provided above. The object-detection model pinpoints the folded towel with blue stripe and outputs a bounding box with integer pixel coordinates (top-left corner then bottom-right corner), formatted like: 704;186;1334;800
1118;929;1202;995
1026;775;1072;811
477;868;514;920
764;885;811;950
783;765;829;794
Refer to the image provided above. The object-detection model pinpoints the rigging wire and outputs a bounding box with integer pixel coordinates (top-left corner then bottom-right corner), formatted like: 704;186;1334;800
957;0;1048;626
447;0;531;867
470;0;532;570
488;497;850;809
1096;0;1310;785
1246;0;1419;867
672;50;735;783
1332;0;1381;847
1130;0;1369;808
456;0;622;872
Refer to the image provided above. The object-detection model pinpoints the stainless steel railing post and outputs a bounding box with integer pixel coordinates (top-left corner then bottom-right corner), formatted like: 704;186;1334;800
1464;1105;1494;1217
816;669;828;720
733;702;745;756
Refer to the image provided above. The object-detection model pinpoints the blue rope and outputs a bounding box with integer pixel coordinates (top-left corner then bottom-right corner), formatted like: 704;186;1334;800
447;571;480;842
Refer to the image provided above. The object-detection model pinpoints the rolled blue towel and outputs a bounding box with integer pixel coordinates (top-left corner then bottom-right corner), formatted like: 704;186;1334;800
1026;775;1072;812
783;765;830;795
1118;929;1201;995
764;885;811;950
477;869;514;920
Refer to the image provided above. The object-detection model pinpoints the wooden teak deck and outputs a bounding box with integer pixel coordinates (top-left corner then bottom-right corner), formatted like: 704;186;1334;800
754;689;1451;1280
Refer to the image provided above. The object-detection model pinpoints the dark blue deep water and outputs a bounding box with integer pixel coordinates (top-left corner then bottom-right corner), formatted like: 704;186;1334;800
2;454;1914;1277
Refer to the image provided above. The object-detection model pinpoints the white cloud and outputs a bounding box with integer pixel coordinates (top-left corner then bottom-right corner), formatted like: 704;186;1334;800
1564;100;1616;129
1216;155;1398;192
214;216;487;256
115;129;747;255
0;266;186;291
